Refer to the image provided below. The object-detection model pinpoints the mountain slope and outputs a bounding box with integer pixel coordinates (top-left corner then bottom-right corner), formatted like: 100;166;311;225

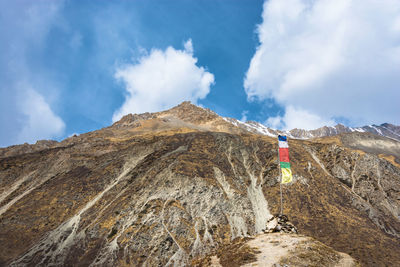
0;102;399;266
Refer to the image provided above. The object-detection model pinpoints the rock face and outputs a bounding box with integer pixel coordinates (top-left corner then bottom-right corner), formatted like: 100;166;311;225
0;102;399;266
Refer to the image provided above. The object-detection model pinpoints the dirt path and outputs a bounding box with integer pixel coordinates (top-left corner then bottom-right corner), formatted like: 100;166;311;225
210;233;357;267
242;233;308;267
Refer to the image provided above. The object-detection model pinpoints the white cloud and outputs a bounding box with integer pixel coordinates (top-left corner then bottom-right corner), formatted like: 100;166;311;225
0;1;66;147
245;0;400;129
240;110;249;122
112;39;214;122
266;106;335;130
16;86;65;144
184;39;194;54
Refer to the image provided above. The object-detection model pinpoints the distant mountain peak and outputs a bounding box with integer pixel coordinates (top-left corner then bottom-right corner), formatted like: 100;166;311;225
112;102;400;141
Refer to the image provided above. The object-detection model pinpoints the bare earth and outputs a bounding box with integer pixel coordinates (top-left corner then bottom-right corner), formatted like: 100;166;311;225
211;233;357;267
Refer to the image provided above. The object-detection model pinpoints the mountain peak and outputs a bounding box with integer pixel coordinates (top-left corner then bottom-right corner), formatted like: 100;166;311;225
1;102;400;266
113;112;156;127
161;101;219;123
111;103;400;142
112;101;221;131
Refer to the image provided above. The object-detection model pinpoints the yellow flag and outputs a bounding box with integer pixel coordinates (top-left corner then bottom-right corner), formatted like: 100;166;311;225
281;168;292;184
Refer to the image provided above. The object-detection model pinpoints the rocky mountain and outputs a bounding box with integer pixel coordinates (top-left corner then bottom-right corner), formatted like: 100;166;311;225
225;118;400;141
0;101;399;266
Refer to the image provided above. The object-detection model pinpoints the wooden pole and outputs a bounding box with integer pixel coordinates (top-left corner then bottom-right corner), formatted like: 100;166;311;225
278;145;283;215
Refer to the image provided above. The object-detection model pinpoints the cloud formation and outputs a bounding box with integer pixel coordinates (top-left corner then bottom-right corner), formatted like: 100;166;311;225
113;40;214;122
0;0;65;146
245;0;400;129
16;86;65;144
266;106;335;130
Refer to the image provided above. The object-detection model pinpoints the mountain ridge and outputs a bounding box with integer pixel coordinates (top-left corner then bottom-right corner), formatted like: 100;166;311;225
1;101;399;155
0;101;399;266
112;101;400;141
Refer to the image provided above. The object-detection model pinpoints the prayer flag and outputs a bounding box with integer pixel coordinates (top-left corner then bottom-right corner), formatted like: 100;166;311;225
278;135;292;184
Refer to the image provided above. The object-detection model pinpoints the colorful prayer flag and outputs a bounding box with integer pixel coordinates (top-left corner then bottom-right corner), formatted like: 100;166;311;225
278;135;292;184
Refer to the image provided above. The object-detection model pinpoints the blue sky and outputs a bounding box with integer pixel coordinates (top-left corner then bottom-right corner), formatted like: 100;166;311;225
1;0;400;147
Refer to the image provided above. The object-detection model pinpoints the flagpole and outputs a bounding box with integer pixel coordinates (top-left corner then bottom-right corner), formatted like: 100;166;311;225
278;143;283;215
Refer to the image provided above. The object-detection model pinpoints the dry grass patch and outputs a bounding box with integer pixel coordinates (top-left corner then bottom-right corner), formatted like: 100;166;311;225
279;240;345;267
216;237;260;267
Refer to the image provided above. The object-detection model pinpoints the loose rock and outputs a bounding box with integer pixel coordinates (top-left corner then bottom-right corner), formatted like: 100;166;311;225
264;214;298;234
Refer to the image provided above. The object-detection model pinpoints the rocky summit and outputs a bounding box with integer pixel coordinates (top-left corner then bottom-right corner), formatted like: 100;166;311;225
0;101;399;266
